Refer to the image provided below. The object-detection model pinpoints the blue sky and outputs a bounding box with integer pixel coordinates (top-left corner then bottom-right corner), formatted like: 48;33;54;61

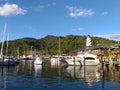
0;0;120;41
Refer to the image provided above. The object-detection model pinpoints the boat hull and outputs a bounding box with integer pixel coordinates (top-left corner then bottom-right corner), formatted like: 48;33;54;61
33;57;43;65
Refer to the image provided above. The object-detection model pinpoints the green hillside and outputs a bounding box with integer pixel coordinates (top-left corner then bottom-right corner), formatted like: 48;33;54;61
0;35;117;56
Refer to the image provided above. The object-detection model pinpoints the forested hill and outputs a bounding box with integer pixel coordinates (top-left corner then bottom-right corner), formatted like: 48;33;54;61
1;35;117;56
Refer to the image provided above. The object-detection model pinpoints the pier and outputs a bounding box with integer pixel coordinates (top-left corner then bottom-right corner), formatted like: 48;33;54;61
97;60;120;72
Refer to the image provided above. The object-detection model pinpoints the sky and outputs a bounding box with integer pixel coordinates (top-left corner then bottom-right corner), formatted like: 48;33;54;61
0;0;120;42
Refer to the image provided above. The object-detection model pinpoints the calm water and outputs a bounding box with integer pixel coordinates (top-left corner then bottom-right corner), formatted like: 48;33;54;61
0;59;120;90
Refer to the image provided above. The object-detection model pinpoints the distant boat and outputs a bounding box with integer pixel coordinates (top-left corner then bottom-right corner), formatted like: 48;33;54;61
65;56;81;66
50;37;62;67
33;56;43;65
65;53;100;66
50;56;62;67
0;56;19;66
59;58;68;68
78;53;100;66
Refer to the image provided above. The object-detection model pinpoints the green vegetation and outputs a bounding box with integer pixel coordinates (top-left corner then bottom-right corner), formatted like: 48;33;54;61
0;35;117;56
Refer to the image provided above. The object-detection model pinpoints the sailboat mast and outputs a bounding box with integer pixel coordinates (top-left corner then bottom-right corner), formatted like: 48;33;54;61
17;47;20;58
59;37;61;55
6;33;9;56
0;24;7;56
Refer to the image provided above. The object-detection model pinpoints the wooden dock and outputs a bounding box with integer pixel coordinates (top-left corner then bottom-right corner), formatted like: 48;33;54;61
97;60;120;71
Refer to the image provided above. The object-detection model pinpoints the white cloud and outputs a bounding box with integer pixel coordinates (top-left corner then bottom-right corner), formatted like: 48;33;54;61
24;25;36;32
34;4;45;12
47;2;56;7
66;6;94;17
34;2;56;12
0;3;26;16
101;11;108;16
72;27;85;31
94;34;120;41
37;5;45;9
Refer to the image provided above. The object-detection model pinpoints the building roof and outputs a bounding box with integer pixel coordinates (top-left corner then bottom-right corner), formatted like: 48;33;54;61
70;44;120;53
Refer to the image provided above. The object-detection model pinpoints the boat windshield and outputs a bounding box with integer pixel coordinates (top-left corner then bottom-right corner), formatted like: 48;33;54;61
84;57;95;60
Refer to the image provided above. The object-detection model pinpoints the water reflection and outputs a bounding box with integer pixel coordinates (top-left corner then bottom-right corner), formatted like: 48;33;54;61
18;60;33;76
50;58;120;89
98;65;120;82
0;59;119;90
65;66;100;86
34;64;42;77
0;65;19;90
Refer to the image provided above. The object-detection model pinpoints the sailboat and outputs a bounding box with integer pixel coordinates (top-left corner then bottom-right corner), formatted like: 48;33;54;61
0;24;6;57
0;24;19;66
33;56;43;65
50;37;62;67
50;37;68;67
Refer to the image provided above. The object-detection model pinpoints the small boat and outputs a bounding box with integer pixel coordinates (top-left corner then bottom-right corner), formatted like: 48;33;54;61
65;56;81;66
33;56;43;65
78;53;100;66
59;58;68;68
50;56;62;67
0;56;19;66
65;53;100;66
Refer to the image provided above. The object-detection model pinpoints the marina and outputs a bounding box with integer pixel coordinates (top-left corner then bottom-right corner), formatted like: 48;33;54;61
0;1;120;90
0;58;119;90
0;24;120;90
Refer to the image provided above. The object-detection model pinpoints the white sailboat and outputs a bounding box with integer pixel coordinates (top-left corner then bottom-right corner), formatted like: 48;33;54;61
0;24;18;65
50;37;68;67
0;24;7;64
33;56;43;65
0;24;7;57
50;37;62;67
